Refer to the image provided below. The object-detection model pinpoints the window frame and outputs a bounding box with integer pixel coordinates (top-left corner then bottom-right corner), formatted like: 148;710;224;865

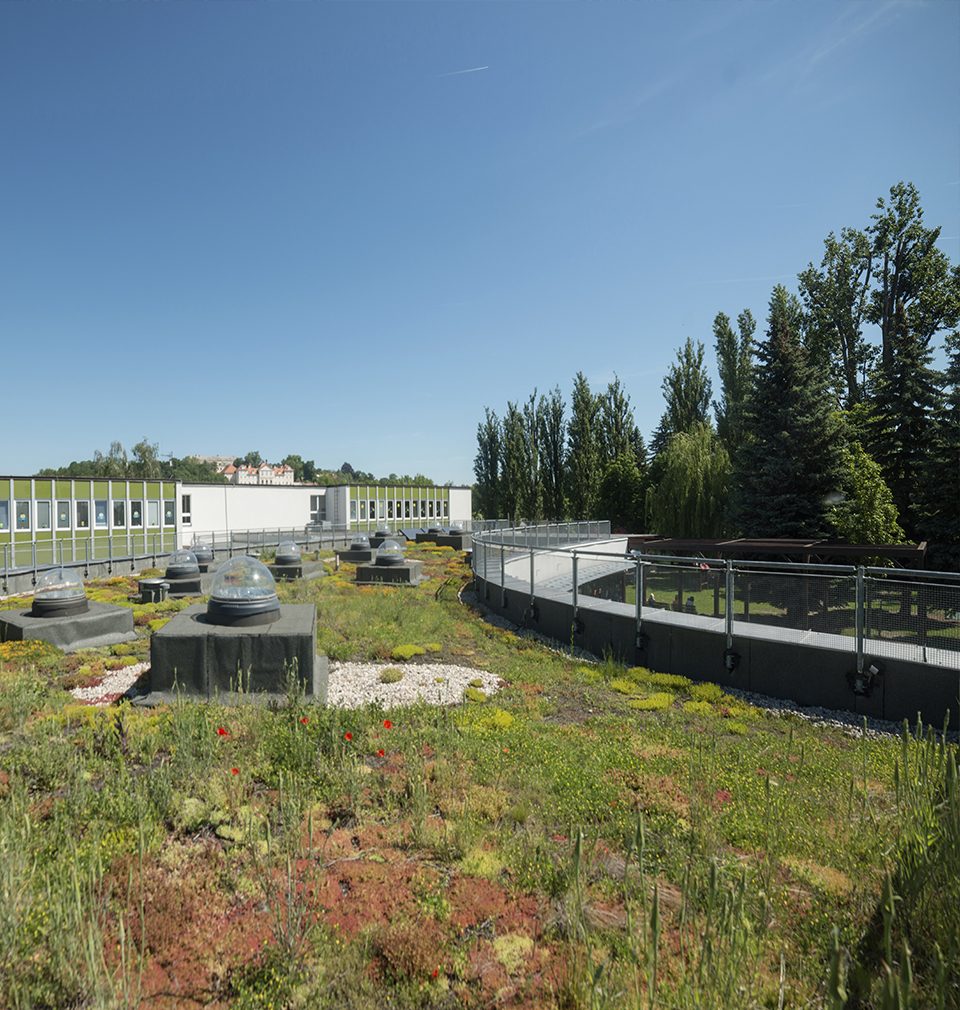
76;501;90;530
36;500;52;531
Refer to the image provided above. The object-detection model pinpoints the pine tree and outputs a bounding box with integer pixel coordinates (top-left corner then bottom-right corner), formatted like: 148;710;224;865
732;285;844;538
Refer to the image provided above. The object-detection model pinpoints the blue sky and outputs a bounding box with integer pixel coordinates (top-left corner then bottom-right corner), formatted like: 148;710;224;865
2;0;957;483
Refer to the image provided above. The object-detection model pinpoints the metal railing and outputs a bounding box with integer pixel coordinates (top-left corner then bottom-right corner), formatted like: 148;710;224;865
1;524;354;592
471;524;960;673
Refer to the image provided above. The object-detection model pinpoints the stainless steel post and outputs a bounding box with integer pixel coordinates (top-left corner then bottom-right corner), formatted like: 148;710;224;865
635;558;642;647
855;566;865;675
572;551;578;619
725;560;734;650
500;544;506;608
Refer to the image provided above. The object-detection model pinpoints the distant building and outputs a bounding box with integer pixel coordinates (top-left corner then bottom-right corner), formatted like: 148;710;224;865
223;463;295;486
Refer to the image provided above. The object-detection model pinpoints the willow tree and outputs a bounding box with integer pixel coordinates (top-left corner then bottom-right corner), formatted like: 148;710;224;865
648;423;730;537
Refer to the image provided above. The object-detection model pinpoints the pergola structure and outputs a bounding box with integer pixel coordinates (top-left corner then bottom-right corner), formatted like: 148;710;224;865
625;535;927;568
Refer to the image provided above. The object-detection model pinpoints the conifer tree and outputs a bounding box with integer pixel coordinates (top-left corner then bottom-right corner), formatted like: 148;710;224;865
651;338;713;457
537;387;567;520
732;285;844;538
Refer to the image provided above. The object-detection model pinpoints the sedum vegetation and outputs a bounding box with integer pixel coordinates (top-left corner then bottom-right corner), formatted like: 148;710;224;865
0;546;957;1009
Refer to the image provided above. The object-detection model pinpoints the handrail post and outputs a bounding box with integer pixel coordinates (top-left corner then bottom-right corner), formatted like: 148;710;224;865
725;560;734;650
855;566;865;675
529;547;535;609
32;541;37;586
500;544;506;608
572;551;578;620
635;557;643;648
107;536;113;574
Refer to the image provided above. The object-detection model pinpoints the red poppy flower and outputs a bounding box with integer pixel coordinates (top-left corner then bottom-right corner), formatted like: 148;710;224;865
383;719;392;729
231;767;239;775
502;746;509;754
377;749;385;758
431;968;439;979
344;731;353;741
300;716;309;725
216;727;229;736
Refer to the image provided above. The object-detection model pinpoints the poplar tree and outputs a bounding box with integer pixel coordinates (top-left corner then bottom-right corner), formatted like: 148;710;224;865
473;408;502;519
500;402;526;522
651;338;713;457
598;375;640;464
732;285;844;538
537;387;567;520
566;372;601;519
713;310;755;451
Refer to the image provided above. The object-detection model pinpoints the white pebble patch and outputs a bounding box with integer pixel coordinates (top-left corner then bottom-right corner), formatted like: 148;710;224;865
70;662;149;706
326;662;501;709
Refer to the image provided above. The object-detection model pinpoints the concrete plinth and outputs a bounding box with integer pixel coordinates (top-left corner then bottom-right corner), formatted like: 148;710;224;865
164;574;203;598
355;560;424;586
146;603;326;701
139;578;169;603
434;533;471;551
269;563;303;581
415;532;442;544
336;548;376;564
0;601;136;653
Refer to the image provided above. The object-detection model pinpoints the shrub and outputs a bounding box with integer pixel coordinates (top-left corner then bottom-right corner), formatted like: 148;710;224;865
628;693;674;712
464;687;487;703
391;644;426;661
379;667;404;684
424;642;442;653
689;682;725;703
682;700;715;717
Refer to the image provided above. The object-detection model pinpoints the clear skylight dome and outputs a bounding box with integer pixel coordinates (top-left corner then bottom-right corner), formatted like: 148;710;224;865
35;567;86;601
427;526;444;535
376;539;405;566
449;521;465;532
165;549;199;578
210;556;278;601
207;556;280;626
32;567;88;617
350;533;370;549
192;542;214;563
375;528;392;538
275;540;301;564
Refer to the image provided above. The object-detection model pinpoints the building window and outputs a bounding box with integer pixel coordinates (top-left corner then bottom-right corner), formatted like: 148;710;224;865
113;501;126;527
56;501;71;529
310;495;325;523
387;501;394;520
404;501;410;519
443;500;449;518
350;499;357;521
130;501;143;528
181;494;192;525
15;501;30;531
147;501;160;527
95;500;108;528
428;500;434;519
369;500;376;522
0;500;8;531
359;500;366;520
76;501;90;529
378;499;385;521
36;501;52;531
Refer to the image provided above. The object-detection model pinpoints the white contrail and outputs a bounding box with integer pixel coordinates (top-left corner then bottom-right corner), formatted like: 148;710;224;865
439;65;489;77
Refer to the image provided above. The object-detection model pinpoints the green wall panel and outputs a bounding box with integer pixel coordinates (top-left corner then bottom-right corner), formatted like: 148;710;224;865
110;481;127;498
13;480;31;498
56;481;72;498
162;482;175;498
34;480;52;498
146;482;161;498
93;481;108;497
74;481;92;499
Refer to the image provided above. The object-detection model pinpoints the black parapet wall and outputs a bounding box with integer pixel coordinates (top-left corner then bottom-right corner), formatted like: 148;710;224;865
148;603;326;700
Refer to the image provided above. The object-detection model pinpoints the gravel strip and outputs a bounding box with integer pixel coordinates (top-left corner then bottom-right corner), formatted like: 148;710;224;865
327;662;501;709
71;662;150;705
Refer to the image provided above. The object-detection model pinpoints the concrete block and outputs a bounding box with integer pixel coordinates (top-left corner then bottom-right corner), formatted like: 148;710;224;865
147;603;326;701
0;601;136;653
354;560;424;586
